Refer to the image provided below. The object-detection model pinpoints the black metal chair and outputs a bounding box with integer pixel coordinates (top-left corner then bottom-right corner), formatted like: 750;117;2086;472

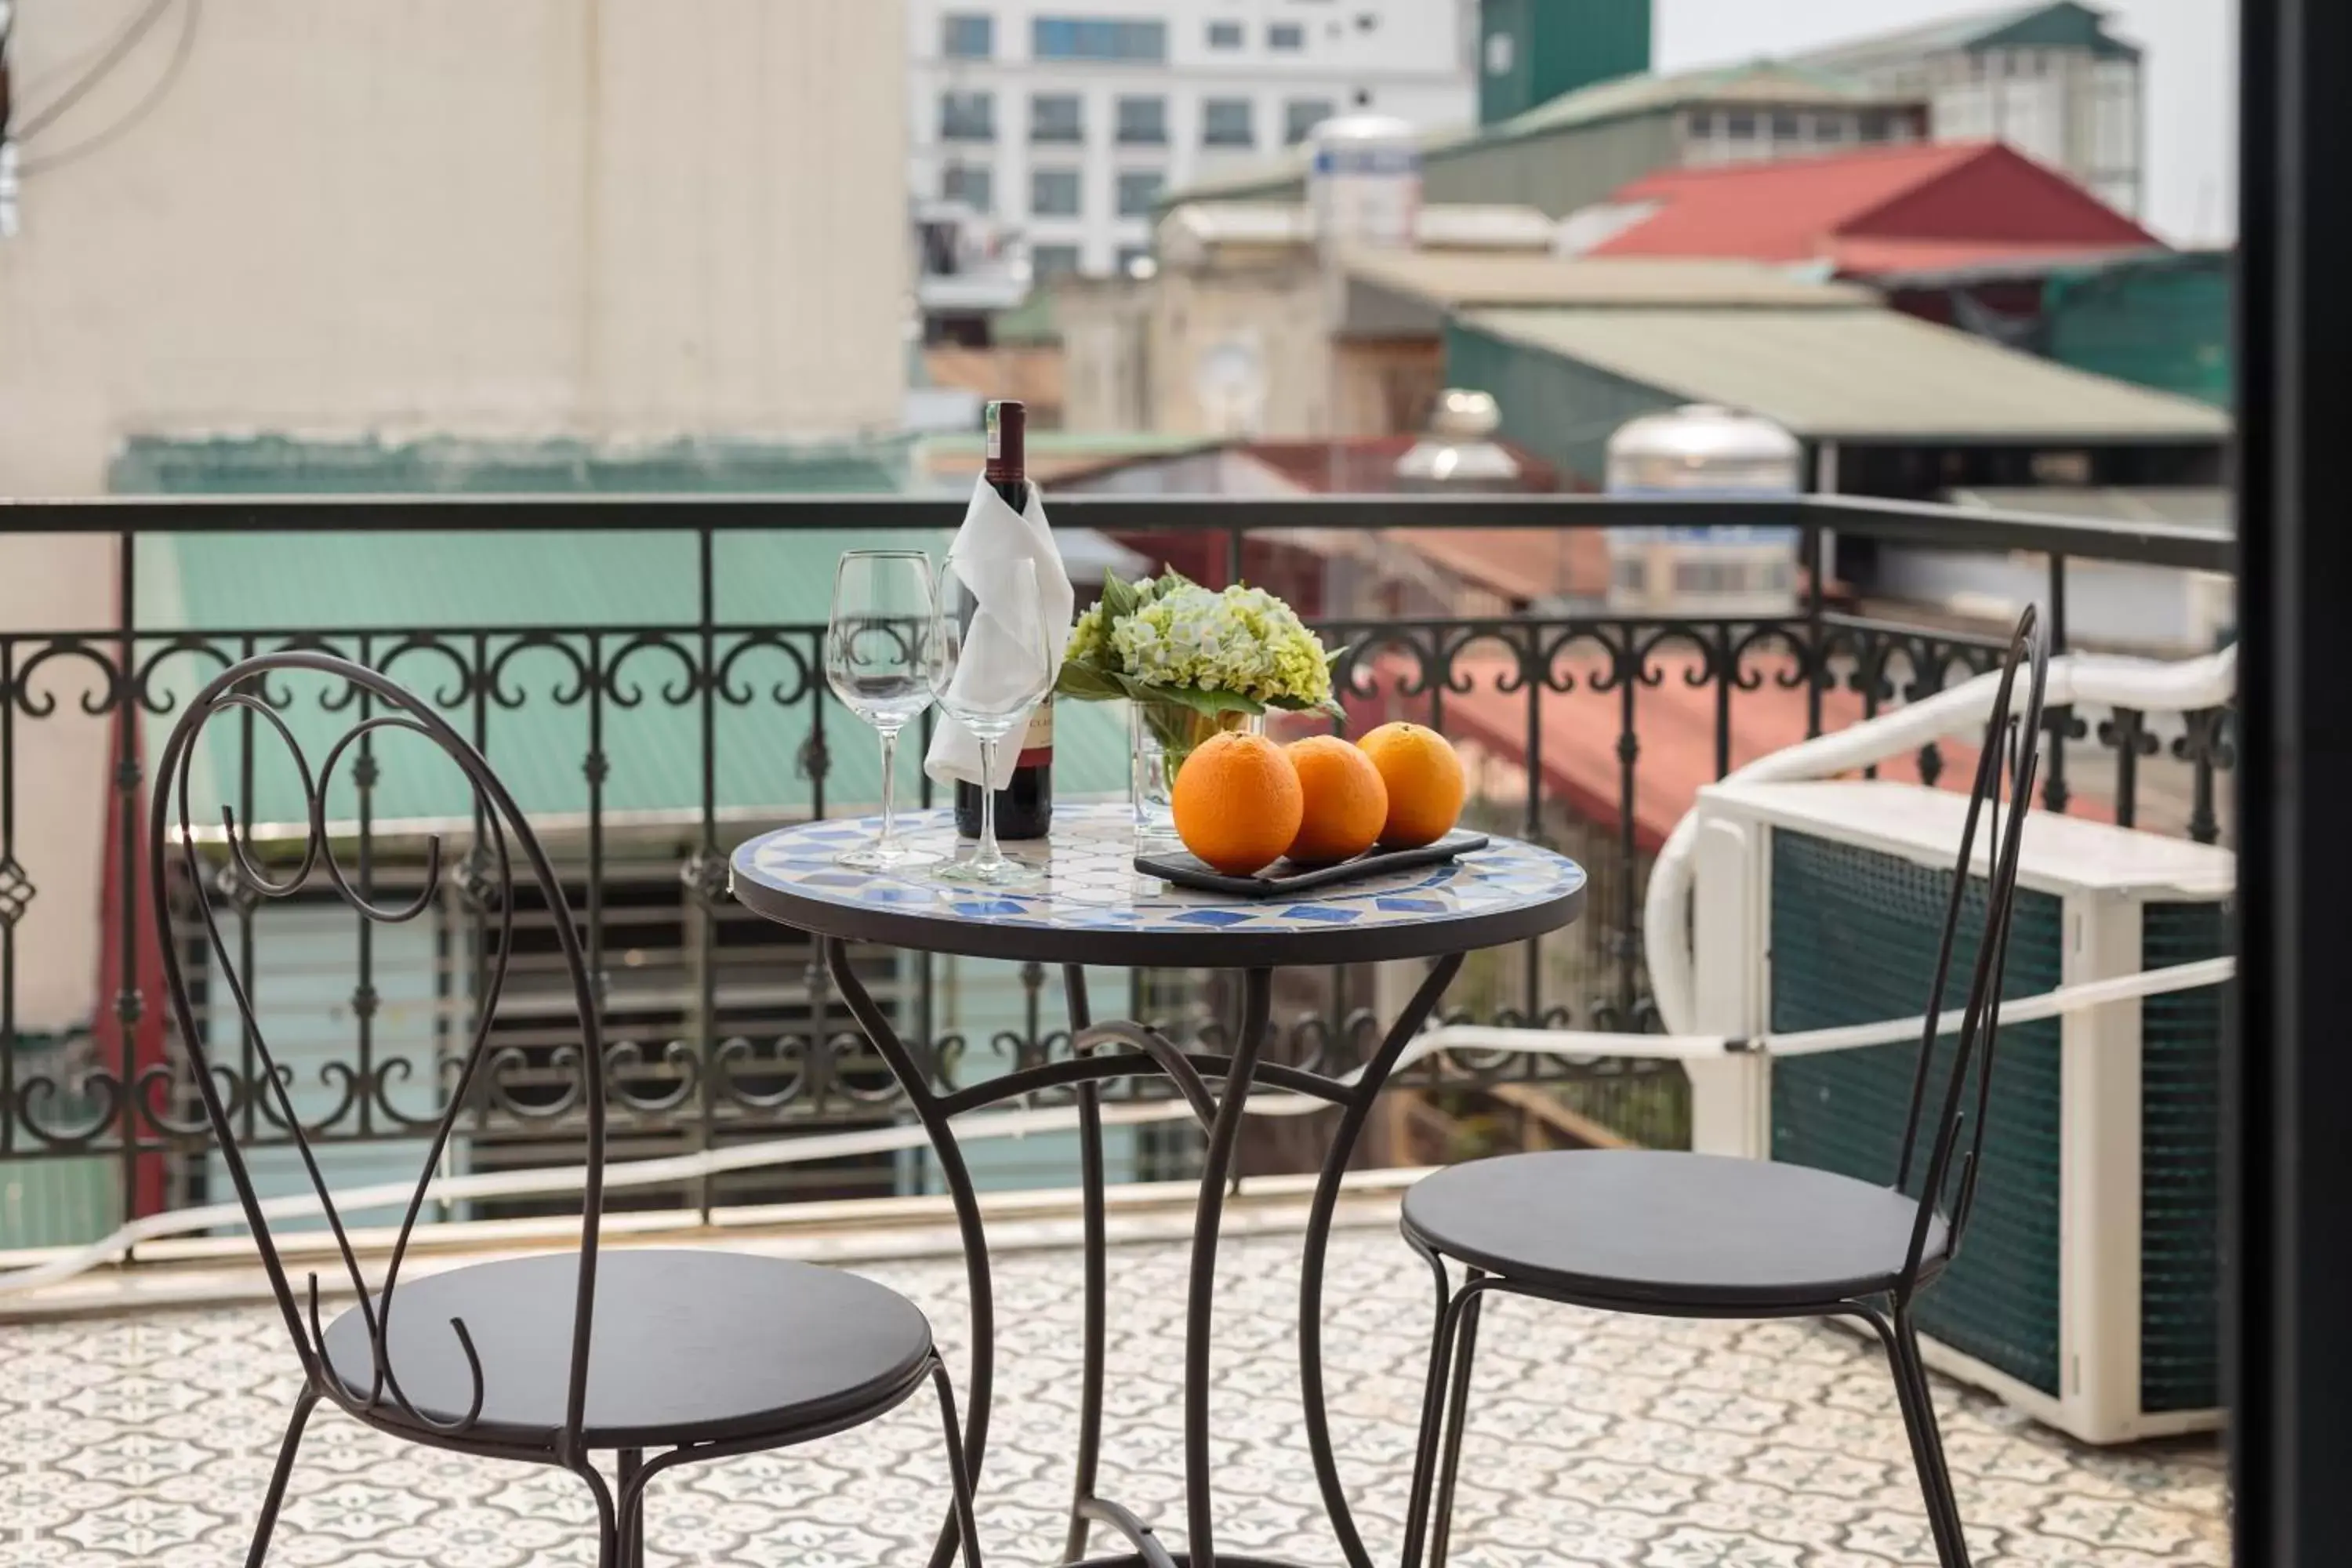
1395;608;2049;1568
150;652;983;1568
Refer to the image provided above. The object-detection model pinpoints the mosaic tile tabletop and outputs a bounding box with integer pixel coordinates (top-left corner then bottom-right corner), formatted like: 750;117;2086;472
730;804;1586;964
0;1223;2224;1566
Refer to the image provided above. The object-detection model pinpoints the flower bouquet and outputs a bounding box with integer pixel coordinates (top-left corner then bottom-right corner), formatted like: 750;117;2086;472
1053;570;1345;836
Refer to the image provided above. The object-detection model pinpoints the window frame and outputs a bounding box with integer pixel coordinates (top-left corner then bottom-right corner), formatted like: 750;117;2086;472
1115;94;1169;147
1032;16;1168;63
940;12;995;60
938;89;997;143
1029;166;1084;218
1201;96;1256;149
1115;169;1166;218
1030;92;1085;144
1284;98;1338;145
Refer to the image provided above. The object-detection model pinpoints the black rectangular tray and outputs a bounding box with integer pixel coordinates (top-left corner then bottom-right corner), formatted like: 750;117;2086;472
1134;830;1490;898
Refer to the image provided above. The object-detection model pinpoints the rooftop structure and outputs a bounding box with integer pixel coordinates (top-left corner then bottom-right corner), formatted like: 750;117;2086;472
1785;1;2145;215
1575;140;2157;275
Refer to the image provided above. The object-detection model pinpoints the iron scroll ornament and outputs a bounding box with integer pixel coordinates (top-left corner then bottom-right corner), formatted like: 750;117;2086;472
148;652;609;1458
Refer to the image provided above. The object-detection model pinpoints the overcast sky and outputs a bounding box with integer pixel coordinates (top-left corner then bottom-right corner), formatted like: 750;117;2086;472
1653;0;2239;245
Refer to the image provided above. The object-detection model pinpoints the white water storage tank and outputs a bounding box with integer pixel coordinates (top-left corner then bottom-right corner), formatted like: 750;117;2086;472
1605;404;1802;618
1308;112;1422;252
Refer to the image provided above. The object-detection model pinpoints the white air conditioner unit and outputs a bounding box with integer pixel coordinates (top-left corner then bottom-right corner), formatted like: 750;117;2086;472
1682;778;2232;1445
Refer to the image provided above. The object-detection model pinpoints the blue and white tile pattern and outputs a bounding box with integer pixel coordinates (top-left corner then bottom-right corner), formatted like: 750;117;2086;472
730;804;1585;939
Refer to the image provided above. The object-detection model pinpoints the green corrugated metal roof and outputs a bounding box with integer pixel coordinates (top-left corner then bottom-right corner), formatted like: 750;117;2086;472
141;528;1133;828
125;438;1132;829
113;434;916;496
1455;304;2230;443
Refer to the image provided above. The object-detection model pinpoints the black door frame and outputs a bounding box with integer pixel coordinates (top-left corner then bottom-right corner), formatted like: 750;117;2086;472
2234;0;2352;1558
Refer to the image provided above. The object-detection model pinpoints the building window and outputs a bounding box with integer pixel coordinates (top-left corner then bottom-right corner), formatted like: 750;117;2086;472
1284;99;1336;145
1031;93;1084;143
1771;111;1802;143
1116;169;1164;217
1269;21;1305;50
942;163;994;213
941;13;993;59
1033;16;1167;61
1031;167;1083;217
1724;111;1757;140
1859;109;1894;143
1815;114;1849;144
1116;95;1167;146
939;90;995;142
1032;244;1083;278
1202;97;1254;148
1207;19;1243;49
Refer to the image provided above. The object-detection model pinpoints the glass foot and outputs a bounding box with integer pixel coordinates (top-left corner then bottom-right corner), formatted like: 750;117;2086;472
838;840;942;869
932;854;1044;889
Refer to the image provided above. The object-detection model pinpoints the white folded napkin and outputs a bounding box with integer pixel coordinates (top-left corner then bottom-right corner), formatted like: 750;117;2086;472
924;474;1074;790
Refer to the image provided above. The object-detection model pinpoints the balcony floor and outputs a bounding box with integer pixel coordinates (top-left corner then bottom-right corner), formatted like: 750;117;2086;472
0;1220;2225;1566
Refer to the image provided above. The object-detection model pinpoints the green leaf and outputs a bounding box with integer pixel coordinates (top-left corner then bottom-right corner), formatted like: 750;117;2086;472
1098;570;1141;624
1270;691;1350;720
1113;674;1266;717
1054;661;1129;702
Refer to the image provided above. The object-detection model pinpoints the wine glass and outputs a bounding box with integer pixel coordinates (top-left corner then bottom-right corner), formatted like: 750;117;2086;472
930;555;1054;888
826;550;943;869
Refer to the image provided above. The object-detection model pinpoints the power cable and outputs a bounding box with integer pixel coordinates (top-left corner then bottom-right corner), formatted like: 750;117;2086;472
18;0;194;176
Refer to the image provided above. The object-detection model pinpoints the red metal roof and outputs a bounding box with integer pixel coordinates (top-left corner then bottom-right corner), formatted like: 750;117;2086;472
1589;141;2158;274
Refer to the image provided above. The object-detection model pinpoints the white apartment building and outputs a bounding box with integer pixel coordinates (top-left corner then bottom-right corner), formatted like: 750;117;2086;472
908;0;1475;279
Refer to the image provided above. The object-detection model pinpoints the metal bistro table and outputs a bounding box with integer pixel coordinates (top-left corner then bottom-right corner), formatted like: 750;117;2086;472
728;801;1586;1568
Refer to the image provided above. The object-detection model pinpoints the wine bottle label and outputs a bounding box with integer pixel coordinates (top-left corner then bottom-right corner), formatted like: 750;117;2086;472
985;404;1003;462
1014;702;1054;768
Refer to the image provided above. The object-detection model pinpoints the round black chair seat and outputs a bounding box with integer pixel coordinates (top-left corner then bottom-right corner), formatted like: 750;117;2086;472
323;1248;935;1449
1401;1149;1949;1311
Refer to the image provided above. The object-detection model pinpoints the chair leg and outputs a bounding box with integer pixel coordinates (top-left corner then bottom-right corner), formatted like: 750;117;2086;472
245;1385;319;1568
617;1449;646;1568
931;1360;985;1568
1884;1316;1973;1567
1402;1273;1483;1568
571;1457;620;1568
1427;1279;1486;1568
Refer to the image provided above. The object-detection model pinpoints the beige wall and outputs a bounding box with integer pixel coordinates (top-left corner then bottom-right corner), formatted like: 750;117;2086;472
0;0;908;498
0;0;906;1033
1061;264;1435;440
1145;263;1331;439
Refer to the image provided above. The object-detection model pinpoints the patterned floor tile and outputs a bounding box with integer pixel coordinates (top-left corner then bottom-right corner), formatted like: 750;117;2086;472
0;1227;2227;1566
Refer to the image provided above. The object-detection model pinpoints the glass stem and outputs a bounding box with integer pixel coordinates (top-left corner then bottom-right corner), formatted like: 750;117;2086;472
976;734;1004;869
876;725;900;851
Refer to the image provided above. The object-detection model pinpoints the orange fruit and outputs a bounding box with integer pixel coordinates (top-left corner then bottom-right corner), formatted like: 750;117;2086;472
1357;722;1467;848
1172;730;1305;875
1284;735;1389;864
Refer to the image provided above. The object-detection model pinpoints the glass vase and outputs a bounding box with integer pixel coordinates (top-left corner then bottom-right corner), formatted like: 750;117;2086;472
1131;700;1262;844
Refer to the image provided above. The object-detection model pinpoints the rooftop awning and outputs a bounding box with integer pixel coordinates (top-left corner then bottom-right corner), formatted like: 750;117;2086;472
1459;305;2232;444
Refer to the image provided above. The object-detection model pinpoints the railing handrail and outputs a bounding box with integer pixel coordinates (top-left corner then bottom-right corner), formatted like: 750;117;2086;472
0;492;2234;572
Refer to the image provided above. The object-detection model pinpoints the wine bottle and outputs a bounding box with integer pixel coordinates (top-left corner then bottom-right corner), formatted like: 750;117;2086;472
956;399;1054;840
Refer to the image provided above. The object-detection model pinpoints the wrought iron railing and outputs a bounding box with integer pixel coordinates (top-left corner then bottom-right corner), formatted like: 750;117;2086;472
0;493;2235;1239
